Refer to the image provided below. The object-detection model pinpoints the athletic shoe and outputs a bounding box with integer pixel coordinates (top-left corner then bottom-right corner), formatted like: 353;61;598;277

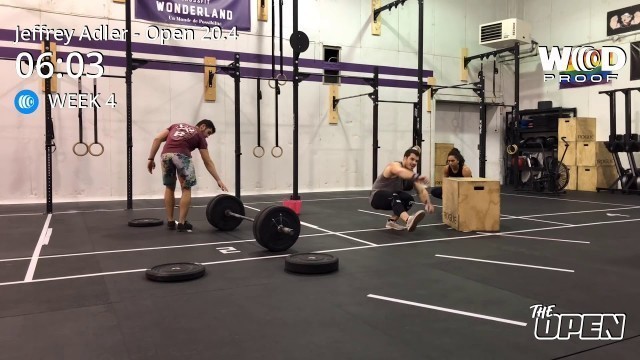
405;210;425;232
385;219;406;231
167;220;176;230
177;221;193;232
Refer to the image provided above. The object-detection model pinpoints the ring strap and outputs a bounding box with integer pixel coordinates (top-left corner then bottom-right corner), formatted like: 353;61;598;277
274;82;280;148
77;78;84;144
256;78;262;148
93;78;99;144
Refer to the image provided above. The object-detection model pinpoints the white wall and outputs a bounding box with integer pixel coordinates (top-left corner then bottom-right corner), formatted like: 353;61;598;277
0;0;525;204
429;0;521;182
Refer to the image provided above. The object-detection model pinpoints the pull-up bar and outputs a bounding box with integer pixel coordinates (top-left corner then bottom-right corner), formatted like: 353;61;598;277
374;0;409;21
332;92;373;110
463;44;519;68
378;99;416;104
0;56;29;62
598;86;640;95
131;57;235;72
51;70;126;79
299;71;374;83
428;82;482;96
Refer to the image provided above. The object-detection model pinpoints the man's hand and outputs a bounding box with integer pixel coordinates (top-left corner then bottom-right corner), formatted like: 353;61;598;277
415;174;429;184
217;179;228;192
424;202;435;214
147;160;155;174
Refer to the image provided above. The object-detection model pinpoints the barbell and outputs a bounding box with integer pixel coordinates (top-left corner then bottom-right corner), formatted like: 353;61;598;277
205;194;300;252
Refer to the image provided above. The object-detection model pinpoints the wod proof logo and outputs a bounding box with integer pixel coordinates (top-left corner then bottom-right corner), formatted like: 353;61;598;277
14;89;39;114
539;46;626;83
531;304;626;340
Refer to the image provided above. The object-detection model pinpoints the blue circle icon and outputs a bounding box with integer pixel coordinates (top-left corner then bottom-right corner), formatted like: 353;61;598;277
14;89;39;115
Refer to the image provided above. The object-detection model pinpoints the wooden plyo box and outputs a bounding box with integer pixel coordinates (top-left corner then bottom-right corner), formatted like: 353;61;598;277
442;177;500;232
558;117;596;142
556;141;576;166
577;166;618;191
433;165;444;186
577;141;615;167
565;165;578;191
435;143;454;165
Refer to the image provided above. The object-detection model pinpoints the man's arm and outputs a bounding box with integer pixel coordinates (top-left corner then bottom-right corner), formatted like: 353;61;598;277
148;129;169;160
388;162;427;182
199;149;222;181
414;181;435;213
414;181;431;205
147;129;169;173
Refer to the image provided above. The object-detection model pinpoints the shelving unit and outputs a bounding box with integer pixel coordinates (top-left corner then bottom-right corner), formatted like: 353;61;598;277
505;107;577;188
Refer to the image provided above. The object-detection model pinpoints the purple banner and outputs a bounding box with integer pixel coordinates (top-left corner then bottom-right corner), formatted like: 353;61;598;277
135;0;250;31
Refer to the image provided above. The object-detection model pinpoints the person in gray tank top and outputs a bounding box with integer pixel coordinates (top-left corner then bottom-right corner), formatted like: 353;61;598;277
370;146;435;232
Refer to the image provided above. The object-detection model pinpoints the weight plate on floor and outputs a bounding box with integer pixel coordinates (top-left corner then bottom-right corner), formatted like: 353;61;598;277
145;262;206;282
128;218;163;227
206;194;245;231
284;253;339;274
253;205;300;252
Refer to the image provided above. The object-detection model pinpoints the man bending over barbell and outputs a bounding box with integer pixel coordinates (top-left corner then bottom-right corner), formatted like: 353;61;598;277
370;146;435;232
147;119;228;232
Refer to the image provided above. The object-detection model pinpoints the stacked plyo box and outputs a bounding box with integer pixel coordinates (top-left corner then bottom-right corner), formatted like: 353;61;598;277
558;117;616;191
433;143;454;186
576;141;617;191
557;118;589;190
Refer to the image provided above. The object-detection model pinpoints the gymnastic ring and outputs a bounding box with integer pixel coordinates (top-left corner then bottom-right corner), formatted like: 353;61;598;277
506;144;518;155
73;142;89;156
271;146;283;158
268;79;277;89
276;73;287;86
253;145;265;158
89;142;104;156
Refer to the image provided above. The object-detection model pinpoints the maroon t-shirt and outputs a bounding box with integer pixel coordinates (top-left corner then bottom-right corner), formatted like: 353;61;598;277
161;123;208;157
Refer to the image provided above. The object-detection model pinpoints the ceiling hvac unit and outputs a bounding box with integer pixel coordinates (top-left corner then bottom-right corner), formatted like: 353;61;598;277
479;18;531;48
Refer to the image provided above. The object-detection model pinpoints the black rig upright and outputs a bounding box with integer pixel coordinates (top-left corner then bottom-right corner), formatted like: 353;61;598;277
291;0;301;201
125;0;133;209
44;40;54;214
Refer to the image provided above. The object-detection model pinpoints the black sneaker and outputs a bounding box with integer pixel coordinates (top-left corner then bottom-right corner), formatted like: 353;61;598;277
167;220;176;230
177;221;193;232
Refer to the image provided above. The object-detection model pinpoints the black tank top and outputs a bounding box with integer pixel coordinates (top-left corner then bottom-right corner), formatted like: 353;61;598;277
448;165;464;177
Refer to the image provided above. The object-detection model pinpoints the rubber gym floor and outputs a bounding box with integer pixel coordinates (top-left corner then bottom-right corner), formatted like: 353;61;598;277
0;189;639;360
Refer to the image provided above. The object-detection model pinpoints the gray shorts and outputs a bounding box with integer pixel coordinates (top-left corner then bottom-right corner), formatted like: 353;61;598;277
161;153;196;189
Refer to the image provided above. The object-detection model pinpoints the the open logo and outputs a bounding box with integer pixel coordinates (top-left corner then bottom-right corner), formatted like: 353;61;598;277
531;304;626;340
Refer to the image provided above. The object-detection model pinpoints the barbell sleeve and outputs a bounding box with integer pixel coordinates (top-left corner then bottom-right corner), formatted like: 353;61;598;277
278;225;295;235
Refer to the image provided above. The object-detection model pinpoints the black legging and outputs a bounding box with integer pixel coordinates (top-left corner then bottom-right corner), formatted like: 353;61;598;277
431;187;442;199
370;190;414;216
